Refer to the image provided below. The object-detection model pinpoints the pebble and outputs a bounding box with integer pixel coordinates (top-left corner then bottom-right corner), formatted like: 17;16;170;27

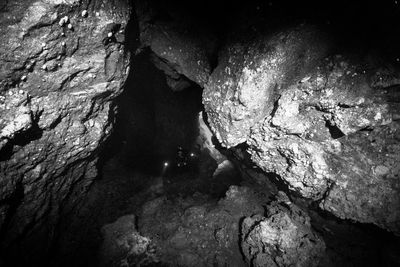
21;75;27;82
107;32;113;38
25;64;31;70
19;90;24;94
61;41;66;47
81;10;88;17
58;16;69;27
67;23;73;30
42;64;47;71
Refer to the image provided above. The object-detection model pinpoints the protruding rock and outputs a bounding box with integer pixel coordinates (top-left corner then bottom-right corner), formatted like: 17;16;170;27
241;201;326;267
202;25;400;235
0;0;132;264
99;215;154;267
135;0;216;90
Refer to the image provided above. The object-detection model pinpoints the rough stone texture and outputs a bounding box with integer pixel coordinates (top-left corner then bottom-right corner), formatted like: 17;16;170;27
98;186;324;267
203;25;400;235
203;25;330;146
241;199;326;267
99;215;155;267
0;0;131;260
137;186;267;267
135;0;215;90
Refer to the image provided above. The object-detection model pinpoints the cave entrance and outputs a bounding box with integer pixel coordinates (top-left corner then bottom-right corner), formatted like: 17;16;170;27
51;47;243;267
114;49;204;176
107;49;241;198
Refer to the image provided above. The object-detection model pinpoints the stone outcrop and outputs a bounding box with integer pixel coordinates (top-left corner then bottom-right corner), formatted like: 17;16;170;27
203;25;400;235
139;13;400;235
241;199;326;267
0;0;131;261
134;0;215;91
99;215;155;267
137;185;267;267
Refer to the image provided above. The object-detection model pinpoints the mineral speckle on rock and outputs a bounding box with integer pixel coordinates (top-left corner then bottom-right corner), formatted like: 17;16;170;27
0;0;132;262
136;186;268;267
241;201;326;267
99;215;155;267
135;0;216;90
201;25;400;235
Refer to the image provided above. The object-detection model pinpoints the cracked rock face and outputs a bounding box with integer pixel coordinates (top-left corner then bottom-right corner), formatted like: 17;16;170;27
203;25;400;235
137;186;266;267
135;0;215;91
99;215;153;267
0;0;131;258
241;200;326;267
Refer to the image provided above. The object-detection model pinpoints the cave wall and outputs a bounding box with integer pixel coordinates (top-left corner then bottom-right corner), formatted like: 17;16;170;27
135;0;400;236
0;0;131;263
203;27;400;234
0;0;399;265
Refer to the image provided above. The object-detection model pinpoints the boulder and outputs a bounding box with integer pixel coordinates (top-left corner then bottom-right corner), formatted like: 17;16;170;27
99;215;154;267
241;200;326;267
203;25;400;234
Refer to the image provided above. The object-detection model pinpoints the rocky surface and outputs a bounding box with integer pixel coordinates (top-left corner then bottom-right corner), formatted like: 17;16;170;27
138;9;400;235
0;0;131;262
202;25;400;235
241;199;326;267
129;0;400;239
134;0;215;91
99;215;154;267
136;186;267;267
97;185;326;267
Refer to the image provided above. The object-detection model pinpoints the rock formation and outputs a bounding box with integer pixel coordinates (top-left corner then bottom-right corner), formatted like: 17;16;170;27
202;25;400;235
135;186;269;266
241;199;326;267
140;8;400;235
99;215;154;267
0;0;131;261
1;0;399;265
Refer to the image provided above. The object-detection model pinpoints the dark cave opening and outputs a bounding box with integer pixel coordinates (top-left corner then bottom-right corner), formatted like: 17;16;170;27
49;46;244;267
112;49;204;176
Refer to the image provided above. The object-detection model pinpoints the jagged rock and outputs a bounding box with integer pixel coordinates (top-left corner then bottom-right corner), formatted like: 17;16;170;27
135;0;215;90
203;25;330;147
0;0;131;262
241;200;326;267
203;25;400;234
137;186;268;266
99;215;155;267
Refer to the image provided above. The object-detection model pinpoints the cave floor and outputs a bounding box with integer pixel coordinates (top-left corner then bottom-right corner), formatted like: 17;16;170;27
48;151;400;267
50;157;150;267
50;152;244;267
